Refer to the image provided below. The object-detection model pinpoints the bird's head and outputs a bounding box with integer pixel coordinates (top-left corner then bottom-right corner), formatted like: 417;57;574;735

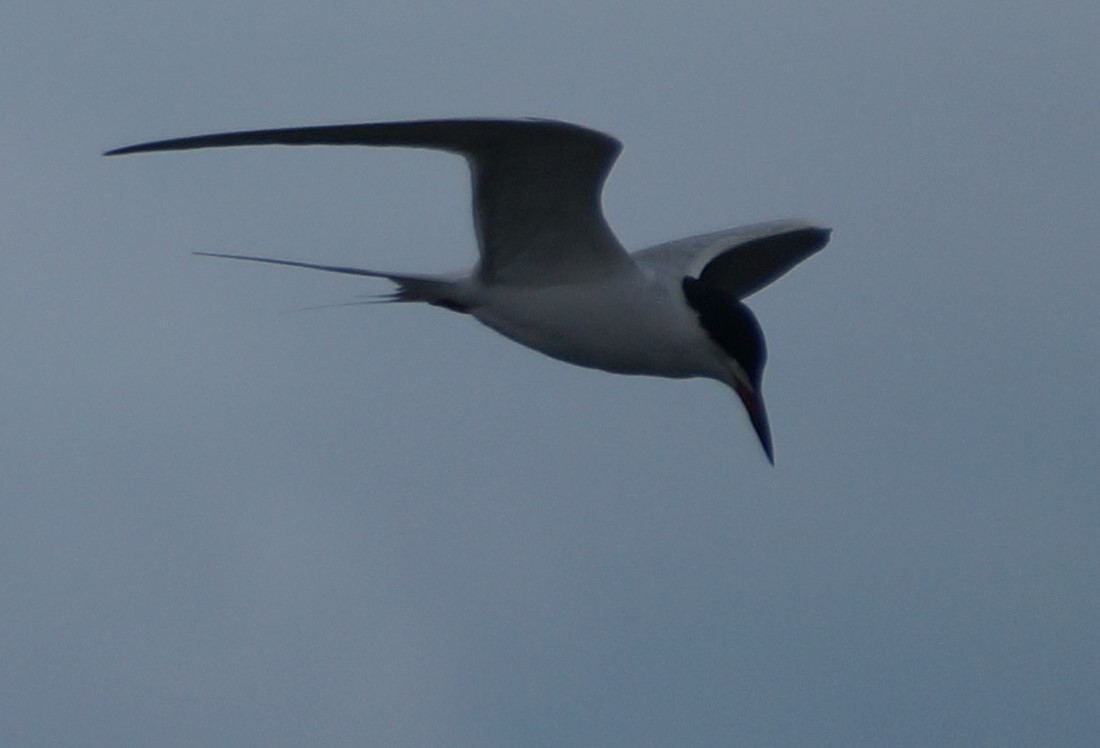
682;277;773;463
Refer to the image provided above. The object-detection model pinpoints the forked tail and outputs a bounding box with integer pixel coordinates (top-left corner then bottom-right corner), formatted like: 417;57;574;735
194;252;471;312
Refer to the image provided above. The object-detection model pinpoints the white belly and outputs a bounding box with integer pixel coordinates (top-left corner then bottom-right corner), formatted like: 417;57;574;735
470;272;723;379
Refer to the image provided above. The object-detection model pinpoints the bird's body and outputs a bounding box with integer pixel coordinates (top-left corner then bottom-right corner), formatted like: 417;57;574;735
107;118;830;462
468;265;714;378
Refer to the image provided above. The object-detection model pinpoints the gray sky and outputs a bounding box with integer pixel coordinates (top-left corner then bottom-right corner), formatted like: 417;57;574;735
3;2;1098;746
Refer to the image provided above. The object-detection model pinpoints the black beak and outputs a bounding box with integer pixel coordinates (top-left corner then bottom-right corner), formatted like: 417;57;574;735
734;380;774;464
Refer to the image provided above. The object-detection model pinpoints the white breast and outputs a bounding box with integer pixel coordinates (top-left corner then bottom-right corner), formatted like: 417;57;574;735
470;269;725;379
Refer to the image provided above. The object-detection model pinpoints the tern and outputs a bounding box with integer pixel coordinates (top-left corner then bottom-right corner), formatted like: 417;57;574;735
107;119;830;462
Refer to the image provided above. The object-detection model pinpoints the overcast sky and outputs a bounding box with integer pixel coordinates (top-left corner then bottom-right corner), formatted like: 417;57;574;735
3;2;1098;746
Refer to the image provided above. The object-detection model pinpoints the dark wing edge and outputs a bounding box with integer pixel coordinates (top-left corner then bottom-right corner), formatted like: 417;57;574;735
699;226;831;299
103;118;620;158
104;118;630;286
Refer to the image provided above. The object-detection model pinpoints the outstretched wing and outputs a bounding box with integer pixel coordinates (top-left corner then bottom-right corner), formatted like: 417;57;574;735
633;220;830;299
106;119;635;287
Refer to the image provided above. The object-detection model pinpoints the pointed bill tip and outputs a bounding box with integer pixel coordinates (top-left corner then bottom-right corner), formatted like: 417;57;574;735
734;381;774;465
760;427;775;466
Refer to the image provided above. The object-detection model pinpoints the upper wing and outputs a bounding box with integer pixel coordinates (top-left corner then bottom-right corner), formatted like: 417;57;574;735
106;118;635;286
632;220;830;299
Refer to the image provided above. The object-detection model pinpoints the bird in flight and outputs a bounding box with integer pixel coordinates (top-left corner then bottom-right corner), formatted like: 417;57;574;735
107;118;829;462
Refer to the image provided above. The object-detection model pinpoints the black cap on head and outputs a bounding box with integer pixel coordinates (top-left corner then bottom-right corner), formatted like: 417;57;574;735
682;276;773;462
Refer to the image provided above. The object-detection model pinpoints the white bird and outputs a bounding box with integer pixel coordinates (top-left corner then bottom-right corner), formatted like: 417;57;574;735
107;119;830;463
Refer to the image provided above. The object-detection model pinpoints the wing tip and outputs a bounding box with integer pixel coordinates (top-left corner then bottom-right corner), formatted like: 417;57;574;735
102;117;622;159
103;139;192;157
